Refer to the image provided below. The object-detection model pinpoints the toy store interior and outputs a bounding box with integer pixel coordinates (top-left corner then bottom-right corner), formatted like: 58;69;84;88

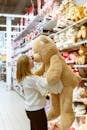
0;0;87;130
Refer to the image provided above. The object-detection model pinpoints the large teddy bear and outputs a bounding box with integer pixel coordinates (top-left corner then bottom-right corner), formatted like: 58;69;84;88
32;35;81;130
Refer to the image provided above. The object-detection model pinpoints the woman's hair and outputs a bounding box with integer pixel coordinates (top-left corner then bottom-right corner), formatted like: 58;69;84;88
16;55;32;83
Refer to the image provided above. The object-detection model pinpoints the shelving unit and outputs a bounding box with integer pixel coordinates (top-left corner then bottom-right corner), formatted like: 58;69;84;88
49;12;87;128
50;17;87;37
59;39;87;51
14;15;44;42
14;15;57;42
74;64;87;68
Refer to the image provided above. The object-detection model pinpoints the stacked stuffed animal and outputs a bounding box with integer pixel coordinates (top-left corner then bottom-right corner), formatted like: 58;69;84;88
32;35;81;130
79;115;87;130
77;25;87;41
75;44;87;65
67;5;85;21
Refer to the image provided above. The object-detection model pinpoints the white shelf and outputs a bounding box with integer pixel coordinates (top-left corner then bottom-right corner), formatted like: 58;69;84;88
50;17;87;37
74;64;87;68
82;78;87;81
59;39;87;51
66;61;75;64
14;15;44;42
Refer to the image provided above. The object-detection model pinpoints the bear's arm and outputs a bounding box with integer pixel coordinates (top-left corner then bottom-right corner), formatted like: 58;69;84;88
46;55;62;85
34;63;45;76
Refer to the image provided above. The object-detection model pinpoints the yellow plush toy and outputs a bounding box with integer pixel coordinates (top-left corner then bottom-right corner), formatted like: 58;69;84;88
75;45;87;65
77;25;87;41
67;6;85;21
32;35;81;130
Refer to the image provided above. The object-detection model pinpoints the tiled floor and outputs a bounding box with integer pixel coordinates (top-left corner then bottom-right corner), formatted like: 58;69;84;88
0;81;30;130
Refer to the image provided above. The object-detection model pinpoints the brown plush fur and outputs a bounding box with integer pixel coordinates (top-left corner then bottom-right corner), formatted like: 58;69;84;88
32;35;81;130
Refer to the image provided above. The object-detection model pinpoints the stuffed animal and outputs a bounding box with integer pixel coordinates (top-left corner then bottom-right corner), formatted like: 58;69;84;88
77;25;87;41
72;85;87;117
32;35;81;130
84;7;87;17
67;6;85;21
70;115;87;130
59;0;75;15
79;123;87;130
78;115;87;130
75;45;87;65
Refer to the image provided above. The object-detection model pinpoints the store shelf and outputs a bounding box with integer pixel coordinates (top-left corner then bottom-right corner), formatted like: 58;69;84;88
82;78;87;81
42;20;57;30
59;39;87;51
50;17;87;37
66;61;75;64
14;15;44;42
74;64;87;68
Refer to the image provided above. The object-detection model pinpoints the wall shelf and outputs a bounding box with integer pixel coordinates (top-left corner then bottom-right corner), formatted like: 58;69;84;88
50;17;87;37
74;64;87;68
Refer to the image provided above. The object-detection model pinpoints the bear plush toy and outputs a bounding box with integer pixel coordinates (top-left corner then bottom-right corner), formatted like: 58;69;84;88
77;25;87;41
78;115;87;130
67;5;85;21
32;35;81;130
75;44;87;65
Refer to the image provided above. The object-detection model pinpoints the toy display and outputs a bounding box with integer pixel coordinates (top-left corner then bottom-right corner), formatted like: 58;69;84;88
78;115;87;130
75;44;87;65
12;1;87;130
72;86;87;116
77;25;87;41
59;0;75;15
32;35;81;130
67;6;85;21
71;80;87;130
70;115;87;130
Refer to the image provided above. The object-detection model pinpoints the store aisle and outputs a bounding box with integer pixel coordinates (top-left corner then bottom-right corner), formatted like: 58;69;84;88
0;81;30;130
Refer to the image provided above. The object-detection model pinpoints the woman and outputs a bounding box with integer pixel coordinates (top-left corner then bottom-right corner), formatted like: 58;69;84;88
16;55;63;130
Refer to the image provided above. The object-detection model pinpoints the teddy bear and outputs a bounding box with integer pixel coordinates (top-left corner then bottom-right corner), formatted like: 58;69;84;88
84;7;87;17
78;115;87;130
67;5;85;21
75;44;87;65
79;123;87;130
32;35;81;130
72;84;87;117
77;25;87;41
59;0;75;15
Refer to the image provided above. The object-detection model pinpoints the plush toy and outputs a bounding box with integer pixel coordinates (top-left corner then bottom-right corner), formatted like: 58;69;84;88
79;123;87;130
70;115;87;130
32;35;81;130
72;85;87;117
75;45;87;65
67;6;85;21
77;25;87;41
78;115;87;130
80;87;87;99
59;0;75;15
84;7;87;17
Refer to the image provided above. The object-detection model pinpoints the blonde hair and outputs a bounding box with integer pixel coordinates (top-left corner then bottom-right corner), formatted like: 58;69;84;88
16;55;32;83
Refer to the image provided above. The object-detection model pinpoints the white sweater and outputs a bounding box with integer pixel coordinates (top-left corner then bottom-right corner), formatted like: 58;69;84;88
21;76;63;111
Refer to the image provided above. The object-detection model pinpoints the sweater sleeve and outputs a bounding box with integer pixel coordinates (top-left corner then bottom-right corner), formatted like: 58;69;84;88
35;76;64;96
22;76;64;96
